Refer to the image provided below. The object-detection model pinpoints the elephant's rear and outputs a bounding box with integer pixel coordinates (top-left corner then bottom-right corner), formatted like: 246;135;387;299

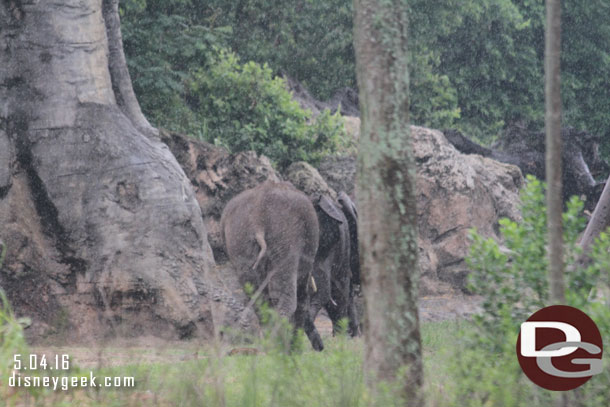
259;182;319;270
220;188;261;281
221;181;319;279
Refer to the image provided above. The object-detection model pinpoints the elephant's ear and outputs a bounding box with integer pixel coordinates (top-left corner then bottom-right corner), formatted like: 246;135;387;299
338;192;358;222
338;192;360;285
317;195;345;223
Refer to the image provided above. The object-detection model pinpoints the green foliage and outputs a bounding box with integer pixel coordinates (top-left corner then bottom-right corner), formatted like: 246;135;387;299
562;0;610;158
408;0;610;151
188;51;345;169
456;175;610;405
408;49;461;129
205;0;356;100
0;289;32;400
121;0;232;133
122;0;610;159
122;2;344;168
467;176;605;341
406;0;544;140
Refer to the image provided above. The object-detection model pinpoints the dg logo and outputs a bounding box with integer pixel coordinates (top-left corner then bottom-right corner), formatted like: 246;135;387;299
516;305;604;391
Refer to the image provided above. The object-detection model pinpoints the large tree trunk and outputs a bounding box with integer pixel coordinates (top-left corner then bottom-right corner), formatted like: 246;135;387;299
545;0;565;304
0;0;252;341
354;0;423;403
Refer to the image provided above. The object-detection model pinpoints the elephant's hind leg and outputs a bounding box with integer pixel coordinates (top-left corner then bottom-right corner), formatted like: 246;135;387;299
294;257;324;351
266;254;299;319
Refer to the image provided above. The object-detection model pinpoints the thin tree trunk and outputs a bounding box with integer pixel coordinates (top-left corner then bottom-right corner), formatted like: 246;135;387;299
102;0;158;138
545;0;565;305
353;0;423;404
580;177;610;253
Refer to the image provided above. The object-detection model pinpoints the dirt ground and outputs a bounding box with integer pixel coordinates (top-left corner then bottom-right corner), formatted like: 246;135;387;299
419;294;483;322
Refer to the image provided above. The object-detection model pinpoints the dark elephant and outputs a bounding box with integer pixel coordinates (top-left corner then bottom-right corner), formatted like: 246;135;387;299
220;181;324;350
310;191;361;337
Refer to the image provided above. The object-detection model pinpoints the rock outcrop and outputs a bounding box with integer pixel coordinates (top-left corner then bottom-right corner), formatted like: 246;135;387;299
443;125;607;211
414;126;522;294
315;122;523;295
163;123;523;297
318;155;358;199
160;131;281;261
284;162;337;201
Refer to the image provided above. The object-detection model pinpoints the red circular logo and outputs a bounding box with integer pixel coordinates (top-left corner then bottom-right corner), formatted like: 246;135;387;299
516;305;603;391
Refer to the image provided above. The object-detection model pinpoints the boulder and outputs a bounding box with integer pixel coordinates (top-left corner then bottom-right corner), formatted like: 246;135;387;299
318;155;358;199
162;123;523;297
160;130;281;261
313;122;523;295
413;125;523;293
284;162;337;201
444;125;608;210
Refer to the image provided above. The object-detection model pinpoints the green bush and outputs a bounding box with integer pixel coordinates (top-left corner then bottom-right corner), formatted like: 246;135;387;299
0;289;32;400
121;0;232;133
205;0;356;101
451;175;610;406
188;50;345;169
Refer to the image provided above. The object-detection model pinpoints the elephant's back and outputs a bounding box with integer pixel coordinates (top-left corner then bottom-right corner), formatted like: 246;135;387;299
221;181;319;263
258;182;319;258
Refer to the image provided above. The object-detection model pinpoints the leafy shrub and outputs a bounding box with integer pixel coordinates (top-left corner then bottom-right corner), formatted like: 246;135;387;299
205;0;356;101
188;50;345;169
121;0;232;133
0;290;32;400
408;49;461;129
123;0;346;170
449;175;610;406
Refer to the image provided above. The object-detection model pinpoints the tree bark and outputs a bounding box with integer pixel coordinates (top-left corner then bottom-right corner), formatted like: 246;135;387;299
580;177;610;253
0;0;252;341
545;0;565;304
102;0;158;138
354;0;423;403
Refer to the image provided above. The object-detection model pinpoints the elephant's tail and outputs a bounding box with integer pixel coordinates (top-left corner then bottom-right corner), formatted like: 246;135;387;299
252;230;267;271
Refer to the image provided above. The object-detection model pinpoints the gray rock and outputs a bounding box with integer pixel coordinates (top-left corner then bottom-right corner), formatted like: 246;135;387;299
314;121;523;295
318;155;358;199
284;161;337;201
160;130;280;262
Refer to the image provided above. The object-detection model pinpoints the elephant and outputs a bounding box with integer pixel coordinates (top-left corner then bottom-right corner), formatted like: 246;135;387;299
310;191;361;337
220;181;324;351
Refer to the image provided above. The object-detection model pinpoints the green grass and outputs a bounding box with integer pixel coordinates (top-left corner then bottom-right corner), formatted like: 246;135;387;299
3;318;608;406
1;321;457;406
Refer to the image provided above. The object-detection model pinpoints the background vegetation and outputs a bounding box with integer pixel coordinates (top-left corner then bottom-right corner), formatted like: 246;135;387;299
121;0;345;169
121;0;610;161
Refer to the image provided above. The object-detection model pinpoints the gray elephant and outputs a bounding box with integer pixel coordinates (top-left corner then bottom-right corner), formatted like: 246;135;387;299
220;181;324;351
310;191;361;337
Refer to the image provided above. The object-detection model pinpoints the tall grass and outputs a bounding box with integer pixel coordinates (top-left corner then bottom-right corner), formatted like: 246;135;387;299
1;295;608;406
